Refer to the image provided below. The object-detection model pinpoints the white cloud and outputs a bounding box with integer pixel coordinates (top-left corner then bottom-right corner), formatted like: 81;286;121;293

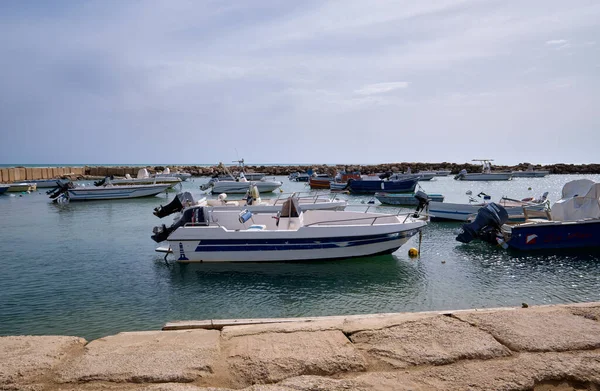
354;82;409;95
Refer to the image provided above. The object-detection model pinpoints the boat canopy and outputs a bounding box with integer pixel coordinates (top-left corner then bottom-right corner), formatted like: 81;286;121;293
551;180;600;221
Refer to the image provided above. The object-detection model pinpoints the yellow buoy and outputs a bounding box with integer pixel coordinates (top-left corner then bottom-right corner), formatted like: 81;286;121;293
408;248;419;258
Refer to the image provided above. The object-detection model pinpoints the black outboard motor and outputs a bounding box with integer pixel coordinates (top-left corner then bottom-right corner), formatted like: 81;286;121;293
413;190;430;218
153;192;195;218
151;206;208;242
456;203;509;244
47;180;74;201
379;172;392;180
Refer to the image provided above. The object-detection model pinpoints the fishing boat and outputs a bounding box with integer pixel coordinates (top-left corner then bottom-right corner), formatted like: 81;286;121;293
200;175;282;194
289;172;310;182
418;170;452;177
106;169;181;187
456;179;600;252
454;160;512;181
388;168;435;181
511;165;550;178
375;192;445;206
309;174;333;189
151;198;427;263
7;183;37;192
48;179;170;202
428;192;549;222
153;168;192;181
19;179;68;188
0;185;10;195
346;177;419;194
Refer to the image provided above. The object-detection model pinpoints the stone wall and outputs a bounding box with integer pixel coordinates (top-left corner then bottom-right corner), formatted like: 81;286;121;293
1;302;600;390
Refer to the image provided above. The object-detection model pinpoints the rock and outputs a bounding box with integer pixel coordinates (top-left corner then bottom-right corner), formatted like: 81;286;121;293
454;307;600;352
0;336;85;388
349;315;511;369
222;330;367;387
56;330;221;384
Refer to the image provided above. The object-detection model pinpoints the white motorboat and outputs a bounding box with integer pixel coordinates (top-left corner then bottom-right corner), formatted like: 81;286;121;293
105;169;181;187
428;192;549;222
153;188;347;219
201;160;282;194
153;167;192;181
511;165;550;178
48;180;170;202
7;183;37;192
454;160;512;181
151;198;426;263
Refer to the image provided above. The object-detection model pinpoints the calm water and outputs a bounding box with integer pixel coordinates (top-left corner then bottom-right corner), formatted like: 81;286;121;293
1;174;599;340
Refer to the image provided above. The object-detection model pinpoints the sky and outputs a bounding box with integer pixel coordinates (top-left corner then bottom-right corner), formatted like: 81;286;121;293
0;0;598;165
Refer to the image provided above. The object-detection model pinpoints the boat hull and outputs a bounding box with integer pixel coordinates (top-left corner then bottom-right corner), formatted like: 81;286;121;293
111;178;181;187
168;223;424;263
66;184;170;200
511;171;550;178
210;181;282;194
25;179;66;188
7;183;37;192
0;185;9;195
309;178;331;189
507;220;600;251
347;178;418;194
375;192;444;206
428;201;547;222
455;173;512;181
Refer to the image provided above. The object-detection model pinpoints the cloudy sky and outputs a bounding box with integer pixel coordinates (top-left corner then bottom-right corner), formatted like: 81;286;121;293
0;0;598;165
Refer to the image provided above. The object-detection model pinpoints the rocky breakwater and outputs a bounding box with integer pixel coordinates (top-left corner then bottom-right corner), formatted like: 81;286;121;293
2;302;600;390
81;162;600;179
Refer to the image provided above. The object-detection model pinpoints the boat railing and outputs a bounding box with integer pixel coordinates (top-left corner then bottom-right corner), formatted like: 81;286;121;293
304;210;425;226
271;191;338;204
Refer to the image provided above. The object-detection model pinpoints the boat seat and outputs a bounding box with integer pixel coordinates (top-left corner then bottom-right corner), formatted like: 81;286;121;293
247;224;266;231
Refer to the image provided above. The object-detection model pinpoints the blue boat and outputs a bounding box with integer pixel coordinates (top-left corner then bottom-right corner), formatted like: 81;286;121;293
456;179;600;252
346;178;419;194
0;185;9;195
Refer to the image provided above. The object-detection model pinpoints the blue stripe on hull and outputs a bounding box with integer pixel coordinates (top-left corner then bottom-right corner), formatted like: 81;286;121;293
509;221;600;251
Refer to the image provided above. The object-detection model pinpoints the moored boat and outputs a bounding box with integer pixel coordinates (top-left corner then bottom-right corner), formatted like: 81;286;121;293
151;198;427;263
48;179;170;202
511;165;550;178
21;179;67;188
456;179;600;252
106;169;181;187
153;168;192;181
346;177;419;194
454;160;512;181
309;174;333;189
428;193;549;222
7;183;37;192
375;192;445;206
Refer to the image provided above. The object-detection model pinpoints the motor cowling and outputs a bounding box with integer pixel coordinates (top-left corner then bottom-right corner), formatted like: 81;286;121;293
153;192;194;218
456;203;509;244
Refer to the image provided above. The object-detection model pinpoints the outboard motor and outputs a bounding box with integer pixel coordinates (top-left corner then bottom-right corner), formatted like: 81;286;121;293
454;169;467;180
456;203;509;245
413;190;430;218
379;172;392;180
47;181;74;202
153;192;195;218
151;206;208;242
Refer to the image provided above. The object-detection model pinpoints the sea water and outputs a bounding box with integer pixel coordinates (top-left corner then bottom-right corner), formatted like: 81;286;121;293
1;174;599;340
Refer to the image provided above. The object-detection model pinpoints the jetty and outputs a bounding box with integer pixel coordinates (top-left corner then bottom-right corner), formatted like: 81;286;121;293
2;302;600;390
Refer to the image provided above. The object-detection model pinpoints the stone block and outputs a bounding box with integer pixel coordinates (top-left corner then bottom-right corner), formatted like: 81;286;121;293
32;168;42;180
454;307;600;352
223;330;367;387
25;167;33;180
42;167;50;179
0;336;85;389
57;330;221;384
0;168;7;183
8;168;16;182
349;315;510;369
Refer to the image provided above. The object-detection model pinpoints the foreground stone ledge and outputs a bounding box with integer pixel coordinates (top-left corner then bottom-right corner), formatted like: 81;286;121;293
3;302;600;391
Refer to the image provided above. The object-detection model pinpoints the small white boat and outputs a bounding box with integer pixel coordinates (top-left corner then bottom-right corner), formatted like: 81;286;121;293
511;165;550;178
454;160;512;181
153;189;347;219
20;179;67;188
7;183;37;192
106;169;181;187
375;192;445;206
49;180;170;202
151;198;426;263
153;168;192;181
428;193;549;222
